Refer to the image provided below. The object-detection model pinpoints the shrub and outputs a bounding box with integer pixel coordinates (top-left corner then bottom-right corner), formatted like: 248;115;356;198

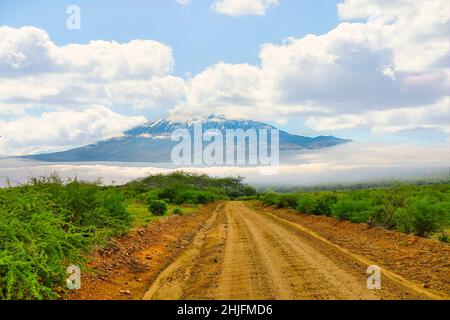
132;171;250;200
173;208;183;215
173;190;197;205
367;190;406;229
332;198;372;223
260;192;281;206
311;193;338;216
148;200;168;216
143;190;161;205
261;183;450;239
438;233;449;243
196;191;216;204
391;207;414;233
0;176;131;300
241;185;258;197
296;196;315;213
278;194;299;209
405;198;440;237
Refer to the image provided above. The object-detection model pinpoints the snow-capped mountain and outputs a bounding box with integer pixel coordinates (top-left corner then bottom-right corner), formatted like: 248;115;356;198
23;115;352;162
124;114;274;137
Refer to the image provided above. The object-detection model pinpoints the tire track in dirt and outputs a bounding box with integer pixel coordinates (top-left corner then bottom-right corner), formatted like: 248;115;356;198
256;207;449;300
68;203;220;300
214;202;384;299
143;203;225;300
214;203;277;299
142;201;446;300
235;205;378;299
257;203;450;297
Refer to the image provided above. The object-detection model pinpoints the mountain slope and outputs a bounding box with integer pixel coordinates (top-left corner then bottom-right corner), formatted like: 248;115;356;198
23;115;352;162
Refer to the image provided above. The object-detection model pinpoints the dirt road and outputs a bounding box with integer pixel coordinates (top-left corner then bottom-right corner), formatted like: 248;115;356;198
143;202;449;300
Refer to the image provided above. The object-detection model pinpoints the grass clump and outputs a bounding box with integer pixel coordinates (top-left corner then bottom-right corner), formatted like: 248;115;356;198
173;208;183;215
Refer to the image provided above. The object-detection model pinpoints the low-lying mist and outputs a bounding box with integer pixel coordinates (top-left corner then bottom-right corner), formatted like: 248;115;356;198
1;142;448;188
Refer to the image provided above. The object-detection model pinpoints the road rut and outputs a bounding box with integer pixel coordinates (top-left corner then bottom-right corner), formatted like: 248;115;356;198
143;202;445;300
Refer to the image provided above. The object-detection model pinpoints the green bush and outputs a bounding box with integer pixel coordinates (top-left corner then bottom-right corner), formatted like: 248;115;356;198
296;196;315;213
261;183;450;238
390;207;413;233
173;190;196;205
133;171;252;200
313;193;338;216
297;193;338;216
0;176;131;300
332;198;372;223
405;198;440;237
278;194;299;209
196;191;216;204
173;208;183;215
148;200;168;216
438;233;449;243
142;190;161;205
366;189;406;229
260;192;281;206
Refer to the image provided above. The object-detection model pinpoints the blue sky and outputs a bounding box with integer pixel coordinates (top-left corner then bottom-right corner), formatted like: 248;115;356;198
0;0;448;155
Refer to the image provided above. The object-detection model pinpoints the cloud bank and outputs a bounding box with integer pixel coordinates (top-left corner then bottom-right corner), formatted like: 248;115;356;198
0;105;145;155
1;142;448;187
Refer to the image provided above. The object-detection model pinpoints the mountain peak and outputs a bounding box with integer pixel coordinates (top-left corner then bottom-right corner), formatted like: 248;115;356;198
24;115;352;162
186;114;227;126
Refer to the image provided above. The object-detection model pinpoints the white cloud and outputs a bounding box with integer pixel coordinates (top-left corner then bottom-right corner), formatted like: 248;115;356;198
0;105;146;155
176;0;191;6
0;26;185;111
58;40;174;79
306;114;367;131
257;24;445;111
171;62;266;119
306;98;450;134
338;0;450;73
338;0;410;20
173;0;449;135
169;61;326;121
212;0;278;16
0;26;174;78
